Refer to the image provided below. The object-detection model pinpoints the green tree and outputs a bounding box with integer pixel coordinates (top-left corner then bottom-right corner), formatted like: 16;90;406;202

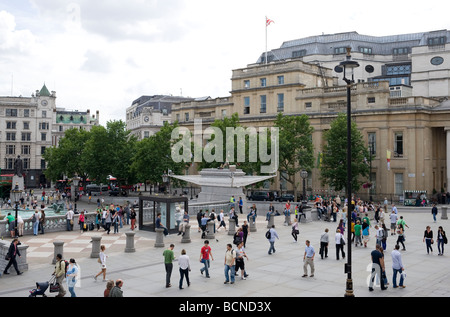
43;127;90;181
274;113;314;201
320;113;369;193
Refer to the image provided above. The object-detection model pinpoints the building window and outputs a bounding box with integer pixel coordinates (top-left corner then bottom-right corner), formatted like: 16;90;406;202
260;95;267;113
385;64;411;76
244;80;250;88
292;50;306;58
394;173;404;195
305;102;312;108
221;109;227;117
42;110;47;118
22;132;31;141
427;36;446;46
176;114;180;122
367;97;376;104
144;131;150;138
244;97;250;114
41;133;47;141
394;132;403;157
23;122;30;130
277;93;284;112
23;158;30;169
6;145;15;155
185;112;189;122
393;47;409;55
5;158;13;169
39;122;49;130
6;121;16;129
41;159;46;169
359;46;372;54
6;132;15;141
260;78;266;87
41;146;46;155
24;109;30;117
277;76;284;85
6;109;18;117
368;132;376;155
334;47;347;54
21;145;30;155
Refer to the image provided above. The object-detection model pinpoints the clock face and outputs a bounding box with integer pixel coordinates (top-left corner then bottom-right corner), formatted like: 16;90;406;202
41;100;48;106
144;116;149;122
431;56;444;66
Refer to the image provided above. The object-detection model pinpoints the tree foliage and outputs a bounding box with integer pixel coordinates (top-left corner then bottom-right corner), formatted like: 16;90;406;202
320;113;369;192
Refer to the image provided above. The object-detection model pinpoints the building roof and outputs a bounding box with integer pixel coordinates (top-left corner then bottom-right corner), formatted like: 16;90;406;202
39;83;51;97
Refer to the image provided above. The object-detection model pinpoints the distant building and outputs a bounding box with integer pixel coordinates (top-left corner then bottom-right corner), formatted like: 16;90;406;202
126;95;194;140
0;84;99;188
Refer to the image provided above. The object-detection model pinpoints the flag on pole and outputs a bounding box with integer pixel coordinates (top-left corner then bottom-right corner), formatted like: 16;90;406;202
266;17;274;26
386;150;391;171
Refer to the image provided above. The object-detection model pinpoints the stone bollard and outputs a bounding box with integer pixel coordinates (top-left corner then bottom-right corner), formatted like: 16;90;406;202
300;209;312;223
249;219;257;232
206;221;215;239
52;241;64;264
442;206;448;220
90;236;102;258
284;214;292;226
181;224;191;243
154;228;165;247
125;232;136;252
267;215;275;228
228;218;236;235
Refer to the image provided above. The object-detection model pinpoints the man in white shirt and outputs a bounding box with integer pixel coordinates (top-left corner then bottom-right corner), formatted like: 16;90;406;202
391;244;405;288
65;209;74;231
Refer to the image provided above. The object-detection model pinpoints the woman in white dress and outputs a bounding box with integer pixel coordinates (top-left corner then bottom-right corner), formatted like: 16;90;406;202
94;245;108;281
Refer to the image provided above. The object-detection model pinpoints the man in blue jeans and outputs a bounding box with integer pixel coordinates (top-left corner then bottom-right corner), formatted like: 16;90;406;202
200;240;214;278
391;244;405;288
224;244;236;284
267;225;279;255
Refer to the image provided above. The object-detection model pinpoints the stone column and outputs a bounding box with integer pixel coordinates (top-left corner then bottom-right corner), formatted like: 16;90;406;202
52;241;64;264
249;219;257;232
228;218;236;235
154;228;165;247
267;215;275;228
90;236;102;258
206;221;215;239
125;232;136;252
181;224;191;243
441;206;448;220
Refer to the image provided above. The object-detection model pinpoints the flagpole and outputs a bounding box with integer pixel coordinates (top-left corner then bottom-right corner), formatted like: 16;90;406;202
265;16;268;64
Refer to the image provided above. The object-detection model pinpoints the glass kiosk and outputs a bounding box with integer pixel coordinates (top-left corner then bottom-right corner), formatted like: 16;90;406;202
138;195;188;234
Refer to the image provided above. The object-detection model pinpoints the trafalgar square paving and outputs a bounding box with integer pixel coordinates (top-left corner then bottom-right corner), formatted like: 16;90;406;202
0;192;449;302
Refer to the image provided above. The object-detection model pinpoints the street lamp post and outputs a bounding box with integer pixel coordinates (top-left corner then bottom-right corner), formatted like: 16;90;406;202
338;47;359;297
10;183;22;238
72;174;80;213
162;169;172;195
300;170;308;206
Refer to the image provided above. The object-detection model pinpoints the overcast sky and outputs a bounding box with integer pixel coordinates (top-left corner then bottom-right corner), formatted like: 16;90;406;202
1;0;448;126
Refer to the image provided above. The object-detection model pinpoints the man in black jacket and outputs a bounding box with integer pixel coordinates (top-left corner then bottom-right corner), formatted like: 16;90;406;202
3;238;23;275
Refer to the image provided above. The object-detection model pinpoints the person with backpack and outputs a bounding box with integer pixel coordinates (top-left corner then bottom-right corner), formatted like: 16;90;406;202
53;253;67;297
267;225;279;255
224;244;236;284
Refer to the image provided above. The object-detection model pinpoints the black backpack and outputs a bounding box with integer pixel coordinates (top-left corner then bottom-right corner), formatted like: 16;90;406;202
265;230;271;240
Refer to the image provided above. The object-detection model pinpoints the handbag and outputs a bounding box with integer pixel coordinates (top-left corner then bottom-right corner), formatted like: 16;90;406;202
5;254;10;261
340;236;346;245
49;281;60;293
97;257;102;264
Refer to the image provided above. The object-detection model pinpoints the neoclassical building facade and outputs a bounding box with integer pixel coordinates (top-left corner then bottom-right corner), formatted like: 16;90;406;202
172;30;450;201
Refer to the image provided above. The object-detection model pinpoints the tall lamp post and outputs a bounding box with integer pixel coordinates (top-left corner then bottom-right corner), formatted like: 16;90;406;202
300;170;308;206
73;174;80;213
337;47;359;297
10;182;22;238
162;169;172;195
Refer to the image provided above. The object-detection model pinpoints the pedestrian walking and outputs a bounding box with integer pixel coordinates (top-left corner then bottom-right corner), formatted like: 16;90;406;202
391;244;405;289
178;249;191;289
368;244;387;291
104;280;114;297
431;204;438;222
354;220;362;247
291;218;299;243
319;228;329;259
217;209;226;232
224;244;236;284
130;208;137;231
423;226;434;254
105;209;112;234
109;279;124;297
3;238;23;276
375;225;385;249
302;240;315;277
242;221;249;247
94;245;108;282
362;218;370;248
112;212;120;234
199;240;213;278
53;254;66;297
235;241;249;280
396;224;406;250
66;258;79;297
163;244;175;288
267;225;279;255
437;226;447;256
389;211;398;235
335;229;345;260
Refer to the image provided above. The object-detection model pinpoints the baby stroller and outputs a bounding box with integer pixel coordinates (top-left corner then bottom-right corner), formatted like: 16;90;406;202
28;280;49;297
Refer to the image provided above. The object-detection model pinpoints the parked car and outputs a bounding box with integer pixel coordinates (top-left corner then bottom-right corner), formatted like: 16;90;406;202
276;194;295;202
109;187;127;196
249;191;271;201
